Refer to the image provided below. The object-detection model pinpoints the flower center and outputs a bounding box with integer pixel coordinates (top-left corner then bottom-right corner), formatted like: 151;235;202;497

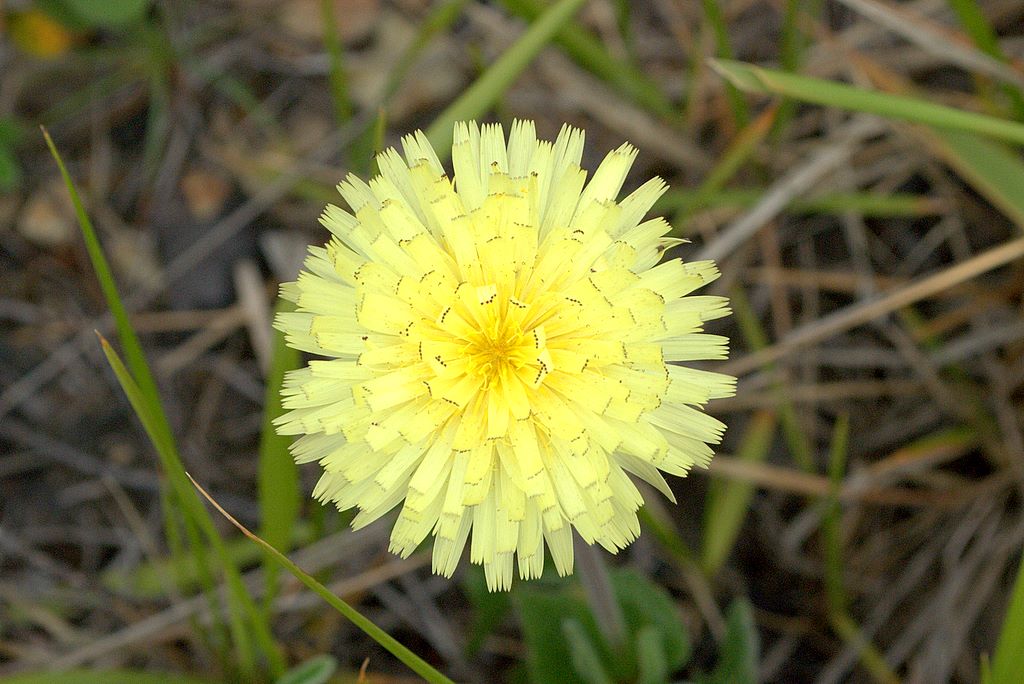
464;309;530;389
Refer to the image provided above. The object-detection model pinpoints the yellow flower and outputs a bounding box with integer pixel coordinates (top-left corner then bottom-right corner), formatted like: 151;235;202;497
275;121;734;591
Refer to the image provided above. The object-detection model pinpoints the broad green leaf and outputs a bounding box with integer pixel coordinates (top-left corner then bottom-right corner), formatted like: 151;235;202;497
425;0;588;156
515;582;604;684
710;59;1024;146
634;625;669;684
0;117;26;147
562;618;615;684
612;568;691;673
515;569;692;684
698;598;760;684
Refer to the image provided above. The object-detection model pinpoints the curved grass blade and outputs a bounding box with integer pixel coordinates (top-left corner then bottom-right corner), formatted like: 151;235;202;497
97;335;273;677
709;59;1024;146
188;474;457;684
259;299;303;614
41;126;170;448
48;122;284;676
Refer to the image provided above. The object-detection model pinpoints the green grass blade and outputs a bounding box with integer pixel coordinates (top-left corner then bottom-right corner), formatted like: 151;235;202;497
500;0;674;118
259;299;304;613
48;127;283;676
991;551;1024;683
947;0;1024;120
822;416;899;684
700;0;749;127
709;59;1024;145
665;188;946;220
701;411;777;575
320;0;352;126
97;336;263;678
772;0;821;137
425;0;589;156
42;127;172;450
189;475;457;684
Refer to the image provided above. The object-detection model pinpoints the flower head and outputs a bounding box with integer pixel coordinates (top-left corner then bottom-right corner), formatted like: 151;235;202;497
275;121;734;590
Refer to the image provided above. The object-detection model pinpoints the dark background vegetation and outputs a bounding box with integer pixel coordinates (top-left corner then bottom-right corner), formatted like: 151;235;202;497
1;0;1023;682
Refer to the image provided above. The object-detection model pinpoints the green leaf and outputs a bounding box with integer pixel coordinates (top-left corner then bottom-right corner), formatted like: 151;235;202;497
320;0;352;126
699;598;760;684
0;671;216;684
709;59;1024;146
634;625;669;684
275;655;338;684
516;570;693;684
612;568;691;672
515;583;602;684
425;0;589;157
664;187;947;221
562;618;615;684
